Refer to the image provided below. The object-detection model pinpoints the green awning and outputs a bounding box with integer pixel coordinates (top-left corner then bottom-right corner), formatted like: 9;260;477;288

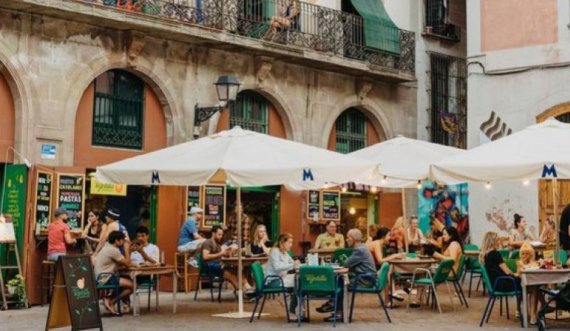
350;0;401;55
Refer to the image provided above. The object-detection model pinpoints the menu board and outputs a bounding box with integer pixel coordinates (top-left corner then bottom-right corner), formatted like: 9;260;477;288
307;190;320;220
56;173;85;230
202;184;226;228
321;190;340;221
187;186;202;217
46;255;102;331
35;171;53;232
0;165;27;248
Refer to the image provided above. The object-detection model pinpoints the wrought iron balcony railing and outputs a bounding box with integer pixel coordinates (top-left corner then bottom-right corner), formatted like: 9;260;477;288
70;0;415;74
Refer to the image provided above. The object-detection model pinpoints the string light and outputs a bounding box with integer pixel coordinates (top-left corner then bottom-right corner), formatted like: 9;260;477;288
523;180;530;186
485;182;492;190
341;186;347;193
349;207;356;215
416;180;422;190
381;176;387;185
370;186;378;193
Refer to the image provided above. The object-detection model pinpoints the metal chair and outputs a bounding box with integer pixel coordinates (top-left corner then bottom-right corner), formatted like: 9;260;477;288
249;261;291;322
96;272;122;315
134;275;157;312
193;253;224;302
332;248;353;266
408;259;455;313
447;255;468;307
478;266;522;327
297;265;341;327
348;262;391;323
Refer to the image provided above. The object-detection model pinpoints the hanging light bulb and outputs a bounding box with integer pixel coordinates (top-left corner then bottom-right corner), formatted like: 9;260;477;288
370;186;378;193
349;207;356;215
523;180;530;186
341;186;348;193
323;183;330;189
381;176;387;185
416;180;422;190
485;182;492;190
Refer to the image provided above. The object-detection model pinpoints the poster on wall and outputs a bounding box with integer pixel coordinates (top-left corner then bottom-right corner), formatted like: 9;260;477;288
187;186;202;217
56;173;85;230
0;165;27;248
35;170;53;232
321;190;340;221
202;185;226;228
307;190;320;220
418;181;470;243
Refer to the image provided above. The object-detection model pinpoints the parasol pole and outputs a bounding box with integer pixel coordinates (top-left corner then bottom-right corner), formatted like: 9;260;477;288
237;186;244;315
553;179;560;261
402;188;408;253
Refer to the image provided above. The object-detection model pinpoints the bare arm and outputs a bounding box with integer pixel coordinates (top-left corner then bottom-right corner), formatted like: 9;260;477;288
64;232;77;245
94;223;109;254
116;242;132;268
203;248;227;262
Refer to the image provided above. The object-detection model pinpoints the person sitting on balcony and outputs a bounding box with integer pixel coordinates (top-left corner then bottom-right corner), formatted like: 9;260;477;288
264;0;300;41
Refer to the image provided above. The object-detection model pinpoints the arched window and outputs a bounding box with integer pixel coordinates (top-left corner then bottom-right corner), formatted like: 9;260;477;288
230;91;268;134
335;108;367;153
92;69;144;149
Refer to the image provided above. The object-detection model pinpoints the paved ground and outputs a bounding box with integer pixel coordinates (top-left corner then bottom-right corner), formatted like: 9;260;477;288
3;287;570;330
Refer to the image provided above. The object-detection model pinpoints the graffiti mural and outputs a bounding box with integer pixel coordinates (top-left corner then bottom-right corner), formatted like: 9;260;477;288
418;181;470;243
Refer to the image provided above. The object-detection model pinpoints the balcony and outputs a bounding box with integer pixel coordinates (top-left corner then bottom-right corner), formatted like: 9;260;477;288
1;0;415;82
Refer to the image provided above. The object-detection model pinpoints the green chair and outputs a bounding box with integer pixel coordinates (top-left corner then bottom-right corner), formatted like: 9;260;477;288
193;253;224;302
447;255;468;307
497;249;511;259
463;244;484;297
96;272;122;315
297;265;341;327
509;250;520;260
348;262;391;323
556;250;568;265
479;265;522;327
332;248;353;266
134;275;157;312
504;259;518;274
408;259;455;313
249;262;291;323
406;252;418;259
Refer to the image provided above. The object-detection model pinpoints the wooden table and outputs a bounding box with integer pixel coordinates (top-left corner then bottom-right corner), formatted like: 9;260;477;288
389;258;437;274
520;268;570;328
127;265;178;317
220;256;269;266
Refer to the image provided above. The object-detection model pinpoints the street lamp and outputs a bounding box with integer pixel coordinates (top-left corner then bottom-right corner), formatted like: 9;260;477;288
194;75;241;138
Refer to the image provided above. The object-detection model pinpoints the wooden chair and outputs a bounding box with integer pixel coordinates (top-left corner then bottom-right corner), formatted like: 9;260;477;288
41;260;56;305
175;252;198;294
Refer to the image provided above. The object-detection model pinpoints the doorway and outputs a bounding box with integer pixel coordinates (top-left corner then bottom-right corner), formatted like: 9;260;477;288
227;186;280;242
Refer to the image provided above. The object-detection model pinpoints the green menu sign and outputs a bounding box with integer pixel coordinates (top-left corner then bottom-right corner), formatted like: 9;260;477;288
0;164;28;254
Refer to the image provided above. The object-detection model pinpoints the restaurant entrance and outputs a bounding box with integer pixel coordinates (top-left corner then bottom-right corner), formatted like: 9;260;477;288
227;186;280;242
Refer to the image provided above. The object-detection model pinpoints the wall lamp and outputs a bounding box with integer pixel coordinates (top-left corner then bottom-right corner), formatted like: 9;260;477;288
193;75;241;138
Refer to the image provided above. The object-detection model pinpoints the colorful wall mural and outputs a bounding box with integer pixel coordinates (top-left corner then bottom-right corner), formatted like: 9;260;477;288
418;181;470;243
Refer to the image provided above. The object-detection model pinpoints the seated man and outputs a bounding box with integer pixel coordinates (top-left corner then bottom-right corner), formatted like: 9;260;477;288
47;208;77;261
317;228;376;322
177;207;205;254
130;226;159;265
314;221;345;250
94;230;133;314
201;225;252;294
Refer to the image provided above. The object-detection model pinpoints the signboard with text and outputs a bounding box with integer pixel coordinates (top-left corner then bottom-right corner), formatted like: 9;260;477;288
56;173;85;230
202;185;226;228
35;170;53;232
187;186;202;217
321;190;340;221
307;190;320;220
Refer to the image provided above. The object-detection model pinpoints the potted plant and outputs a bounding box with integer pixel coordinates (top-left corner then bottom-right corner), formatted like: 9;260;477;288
7;274;26;306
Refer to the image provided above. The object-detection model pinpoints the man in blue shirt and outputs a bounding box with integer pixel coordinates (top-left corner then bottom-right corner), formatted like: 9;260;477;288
177;207;205;253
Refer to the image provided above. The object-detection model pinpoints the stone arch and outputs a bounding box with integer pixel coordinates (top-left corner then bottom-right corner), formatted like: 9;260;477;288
320;97;393;149
536;102;570;123
63;57;183;165
0;51;35;160
209;84;299;141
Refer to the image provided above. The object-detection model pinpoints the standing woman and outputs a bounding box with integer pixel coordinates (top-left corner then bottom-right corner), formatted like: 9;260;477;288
265;233;300;320
433;226;463;274
82;210;102;253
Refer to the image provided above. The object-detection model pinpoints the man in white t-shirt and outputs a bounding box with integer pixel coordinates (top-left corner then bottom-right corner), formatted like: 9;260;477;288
130;226;159;265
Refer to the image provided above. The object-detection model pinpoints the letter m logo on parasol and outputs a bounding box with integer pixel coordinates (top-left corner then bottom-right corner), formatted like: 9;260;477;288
151;171;161;184
302;169;314;181
541;164;557;178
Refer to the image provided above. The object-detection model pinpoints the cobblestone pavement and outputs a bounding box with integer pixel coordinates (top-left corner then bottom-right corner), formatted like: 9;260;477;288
3;288;570;330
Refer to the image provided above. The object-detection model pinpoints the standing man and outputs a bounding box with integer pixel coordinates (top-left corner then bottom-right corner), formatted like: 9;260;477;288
317;228;376;322
94;231;133;315
131;226;159;265
314;221;345;250
47;208;77;261
177;207;205;253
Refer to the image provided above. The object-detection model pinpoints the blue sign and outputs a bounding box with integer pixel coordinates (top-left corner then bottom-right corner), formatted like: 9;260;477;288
302;169;314;181
541;164;558;178
40;144;56;160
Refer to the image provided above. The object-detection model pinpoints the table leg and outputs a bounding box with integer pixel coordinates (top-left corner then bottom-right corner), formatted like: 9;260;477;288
156;275;160;311
343;276;348;323
173;271;177;314
133;275;139;317
522;284;528;328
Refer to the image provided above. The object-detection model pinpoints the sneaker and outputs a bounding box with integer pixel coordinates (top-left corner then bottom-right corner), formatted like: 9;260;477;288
316;305;335;313
390;294;404;302
188;258;198;268
409;302;421;308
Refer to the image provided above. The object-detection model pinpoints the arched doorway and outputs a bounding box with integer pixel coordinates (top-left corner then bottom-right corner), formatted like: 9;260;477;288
74;68;168;239
0;71;15;162
537;105;570;231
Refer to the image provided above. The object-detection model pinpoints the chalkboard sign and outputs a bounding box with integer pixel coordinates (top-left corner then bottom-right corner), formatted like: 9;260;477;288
46;255;102;331
202;184;226;228
321;190;340;221
0;165;27;251
56;173;85;230
35;171;53;232
307;190;320;220
187;186;202;217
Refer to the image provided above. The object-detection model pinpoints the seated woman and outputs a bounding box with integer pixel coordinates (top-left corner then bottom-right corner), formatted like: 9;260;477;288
433;226;463;275
367;227;405;305
265;233;300;320
509;213;536;248
264;0;300;41
479;231;520;292
249;224;272;255
406;216;426;252
387;216;406;255
516;243;544;324
426;218;444;251
539;217;556;247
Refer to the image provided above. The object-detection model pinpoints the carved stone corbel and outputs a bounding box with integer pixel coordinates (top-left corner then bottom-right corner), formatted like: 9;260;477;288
125;31;146;66
355;79;373;101
255;56;274;84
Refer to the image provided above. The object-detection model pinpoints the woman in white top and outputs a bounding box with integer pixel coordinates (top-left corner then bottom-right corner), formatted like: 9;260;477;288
406;216;426;250
509;214;535;248
265;233;300;319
